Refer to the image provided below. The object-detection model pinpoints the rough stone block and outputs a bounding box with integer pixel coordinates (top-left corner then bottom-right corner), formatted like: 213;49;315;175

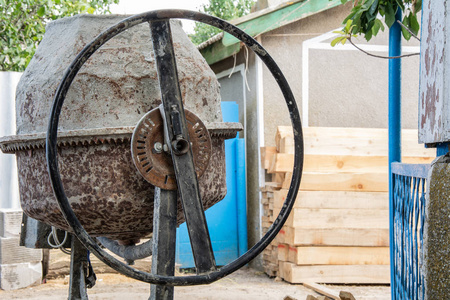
0;236;42;264
0;262;42;290
0;209;23;237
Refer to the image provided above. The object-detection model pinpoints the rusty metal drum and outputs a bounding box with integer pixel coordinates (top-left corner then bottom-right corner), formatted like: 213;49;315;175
0;15;241;240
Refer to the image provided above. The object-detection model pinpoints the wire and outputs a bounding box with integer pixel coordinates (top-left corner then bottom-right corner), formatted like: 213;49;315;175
47;227;71;255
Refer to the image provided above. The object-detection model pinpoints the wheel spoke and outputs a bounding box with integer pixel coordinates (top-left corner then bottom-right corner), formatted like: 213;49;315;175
149;19;216;274
150;188;177;299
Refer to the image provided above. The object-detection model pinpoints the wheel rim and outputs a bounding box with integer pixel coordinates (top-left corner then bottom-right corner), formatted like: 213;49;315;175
46;9;304;286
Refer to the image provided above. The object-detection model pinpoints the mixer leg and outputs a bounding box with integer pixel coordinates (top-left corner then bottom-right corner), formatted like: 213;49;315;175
150;188;178;300
69;235;89;300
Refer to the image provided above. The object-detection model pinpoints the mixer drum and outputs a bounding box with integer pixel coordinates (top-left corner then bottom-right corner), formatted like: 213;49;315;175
0;15;240;240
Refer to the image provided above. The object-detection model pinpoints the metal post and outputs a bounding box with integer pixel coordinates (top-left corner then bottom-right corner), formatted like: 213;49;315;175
150;188;178;300
389;9;402;300
69;235;89;300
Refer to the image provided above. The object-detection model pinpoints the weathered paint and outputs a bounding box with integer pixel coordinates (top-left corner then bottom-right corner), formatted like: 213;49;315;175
14;15;223;136
0;15;240;240
13;136;227;240
200;42;241;66
419;1;450;144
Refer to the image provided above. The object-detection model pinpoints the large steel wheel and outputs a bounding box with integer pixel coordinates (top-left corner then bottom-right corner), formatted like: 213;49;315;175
46;9;304;286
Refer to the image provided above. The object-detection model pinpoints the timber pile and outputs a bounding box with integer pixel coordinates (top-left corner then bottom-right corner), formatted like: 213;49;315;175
260;126;435;284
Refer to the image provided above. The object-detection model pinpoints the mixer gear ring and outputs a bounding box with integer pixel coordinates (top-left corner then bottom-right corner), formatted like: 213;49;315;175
46;10;304;286
131;107;211;190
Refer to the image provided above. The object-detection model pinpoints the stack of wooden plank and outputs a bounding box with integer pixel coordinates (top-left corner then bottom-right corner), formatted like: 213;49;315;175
260;126;435;284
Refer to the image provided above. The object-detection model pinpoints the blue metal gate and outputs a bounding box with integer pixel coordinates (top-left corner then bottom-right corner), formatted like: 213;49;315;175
390;163;429;299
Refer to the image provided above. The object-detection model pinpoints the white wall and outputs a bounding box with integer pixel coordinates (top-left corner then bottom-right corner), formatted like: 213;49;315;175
0;72;22;209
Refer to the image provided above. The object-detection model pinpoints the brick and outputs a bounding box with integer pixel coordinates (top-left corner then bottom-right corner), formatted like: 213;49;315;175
0;209;23;237
0;236;42;264
0;262;42;290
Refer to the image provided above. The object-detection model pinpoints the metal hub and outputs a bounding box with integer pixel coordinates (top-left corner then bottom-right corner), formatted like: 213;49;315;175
131;107;211;190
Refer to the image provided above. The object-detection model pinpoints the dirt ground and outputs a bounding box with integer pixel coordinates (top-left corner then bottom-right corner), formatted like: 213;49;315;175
0;250;390;299
0;267;390;300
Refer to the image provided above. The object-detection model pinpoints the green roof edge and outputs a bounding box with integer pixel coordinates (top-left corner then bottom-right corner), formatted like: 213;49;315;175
200;0;343;65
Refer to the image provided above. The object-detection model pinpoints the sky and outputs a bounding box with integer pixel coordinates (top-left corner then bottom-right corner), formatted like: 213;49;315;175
110;0;210;33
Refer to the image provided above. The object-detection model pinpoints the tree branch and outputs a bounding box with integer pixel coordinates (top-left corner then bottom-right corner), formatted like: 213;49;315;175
396;20;421;42
348;37;420;59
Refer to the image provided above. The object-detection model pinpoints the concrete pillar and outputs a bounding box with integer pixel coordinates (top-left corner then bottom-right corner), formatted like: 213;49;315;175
424;154;450;299
0;72;21;209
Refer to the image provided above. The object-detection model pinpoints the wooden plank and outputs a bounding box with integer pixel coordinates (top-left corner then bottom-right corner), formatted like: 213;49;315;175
279;227;389;247
288;246;390;265
270;154;434;174
282;172;293;189
260;146;277;170
275;126;294;152
281;262;390;284
281;155;433;175
285;172;388;192
303;282;340;300
303;154;389;173
261;181;282;191
273;190;388;210
263;262;279;277
271;208;388;228
301;127;435;157
271;172;285;184
269;153;294;173
279;136;294;154
277;244;289;262
299;172;388;192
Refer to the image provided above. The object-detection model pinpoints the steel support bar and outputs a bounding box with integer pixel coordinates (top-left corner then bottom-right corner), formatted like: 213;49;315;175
149;20;216;274
389;9;402;300
69;235;89;300
150;188;178;300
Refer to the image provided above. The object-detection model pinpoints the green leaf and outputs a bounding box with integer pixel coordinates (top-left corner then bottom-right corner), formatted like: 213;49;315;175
372;18;381;36
331;36;346;47
1;0;119;71
344;19;353;32
384;2;396;27
401;15;412;40
365;29;373;41
37;6;45;17
414;0;422;13
369;0;379;16
409;14;420;35
395;0;405;10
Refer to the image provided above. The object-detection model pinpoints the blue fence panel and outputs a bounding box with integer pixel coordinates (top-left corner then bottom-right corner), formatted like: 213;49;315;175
391;163;429;300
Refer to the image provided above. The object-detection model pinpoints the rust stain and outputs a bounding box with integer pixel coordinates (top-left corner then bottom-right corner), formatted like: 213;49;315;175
16;135;227;240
